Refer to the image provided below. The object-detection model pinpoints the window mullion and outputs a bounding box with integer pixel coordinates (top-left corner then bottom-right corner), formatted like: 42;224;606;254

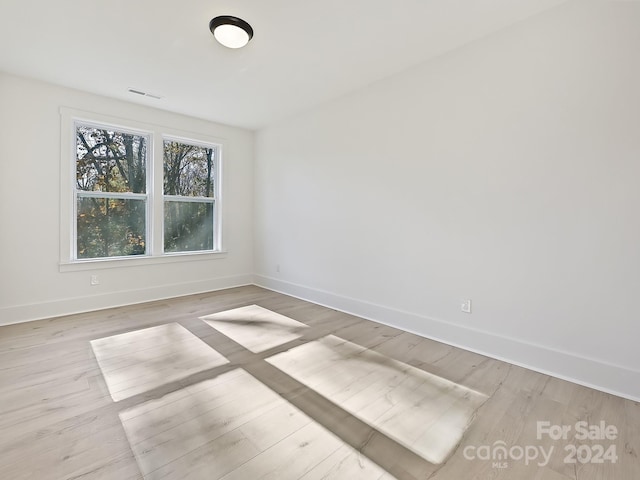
164;195;215;204
151;134;165;256
76;191;148;200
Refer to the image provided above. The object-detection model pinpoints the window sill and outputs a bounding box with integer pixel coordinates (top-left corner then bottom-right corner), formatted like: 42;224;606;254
59;250;228;272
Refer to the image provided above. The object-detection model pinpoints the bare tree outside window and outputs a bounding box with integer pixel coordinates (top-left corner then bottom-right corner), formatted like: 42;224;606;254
71;121;219;260
75;125;147;259
163;140;216;253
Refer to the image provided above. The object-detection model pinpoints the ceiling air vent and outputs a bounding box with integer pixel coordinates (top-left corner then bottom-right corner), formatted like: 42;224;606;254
128;88;163;100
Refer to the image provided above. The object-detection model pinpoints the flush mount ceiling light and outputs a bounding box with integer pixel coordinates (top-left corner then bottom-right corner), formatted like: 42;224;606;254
209;16;254;49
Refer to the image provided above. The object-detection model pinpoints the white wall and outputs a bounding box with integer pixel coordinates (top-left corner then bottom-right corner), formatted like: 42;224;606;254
254;0;640;400
0;73;254;324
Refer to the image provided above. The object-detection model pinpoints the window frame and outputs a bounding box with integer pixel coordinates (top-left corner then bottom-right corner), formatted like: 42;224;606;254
162;135;221;255
59;108;226;272
73;120;152;260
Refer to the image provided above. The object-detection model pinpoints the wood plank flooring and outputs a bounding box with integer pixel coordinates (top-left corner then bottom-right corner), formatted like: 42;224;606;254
0;285;638;479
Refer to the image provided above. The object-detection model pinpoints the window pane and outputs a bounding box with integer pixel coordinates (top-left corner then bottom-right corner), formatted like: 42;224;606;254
77;197;146;259
163;141;215;197
76;125;147;193
164;201;214;253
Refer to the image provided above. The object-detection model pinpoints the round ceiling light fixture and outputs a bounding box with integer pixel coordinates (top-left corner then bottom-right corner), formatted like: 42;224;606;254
209;16;254;49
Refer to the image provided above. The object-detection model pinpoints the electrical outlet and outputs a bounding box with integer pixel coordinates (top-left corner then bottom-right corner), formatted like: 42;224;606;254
461;299;472;313
90;275;100;286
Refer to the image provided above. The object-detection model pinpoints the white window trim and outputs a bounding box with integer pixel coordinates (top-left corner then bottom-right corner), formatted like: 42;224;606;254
59;107;227;272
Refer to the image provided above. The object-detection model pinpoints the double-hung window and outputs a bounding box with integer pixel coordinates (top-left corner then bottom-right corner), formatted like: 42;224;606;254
75;123;150;259
163;139;217;253
64;111;222;266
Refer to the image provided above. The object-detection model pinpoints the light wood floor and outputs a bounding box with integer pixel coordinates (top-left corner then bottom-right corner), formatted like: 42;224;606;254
0;286;638;479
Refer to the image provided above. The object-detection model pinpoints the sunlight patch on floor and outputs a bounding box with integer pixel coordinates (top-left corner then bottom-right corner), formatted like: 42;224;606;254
90;323;228;401
119;368;392;480
201;304;308;353
267;335;488;464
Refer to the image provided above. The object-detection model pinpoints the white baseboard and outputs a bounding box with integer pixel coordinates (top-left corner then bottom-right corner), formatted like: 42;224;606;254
254;274;640;402
4;273;638;402
0;274;253;326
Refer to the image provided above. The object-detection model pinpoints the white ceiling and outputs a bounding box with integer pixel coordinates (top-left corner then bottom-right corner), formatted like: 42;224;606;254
0;0;568;130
